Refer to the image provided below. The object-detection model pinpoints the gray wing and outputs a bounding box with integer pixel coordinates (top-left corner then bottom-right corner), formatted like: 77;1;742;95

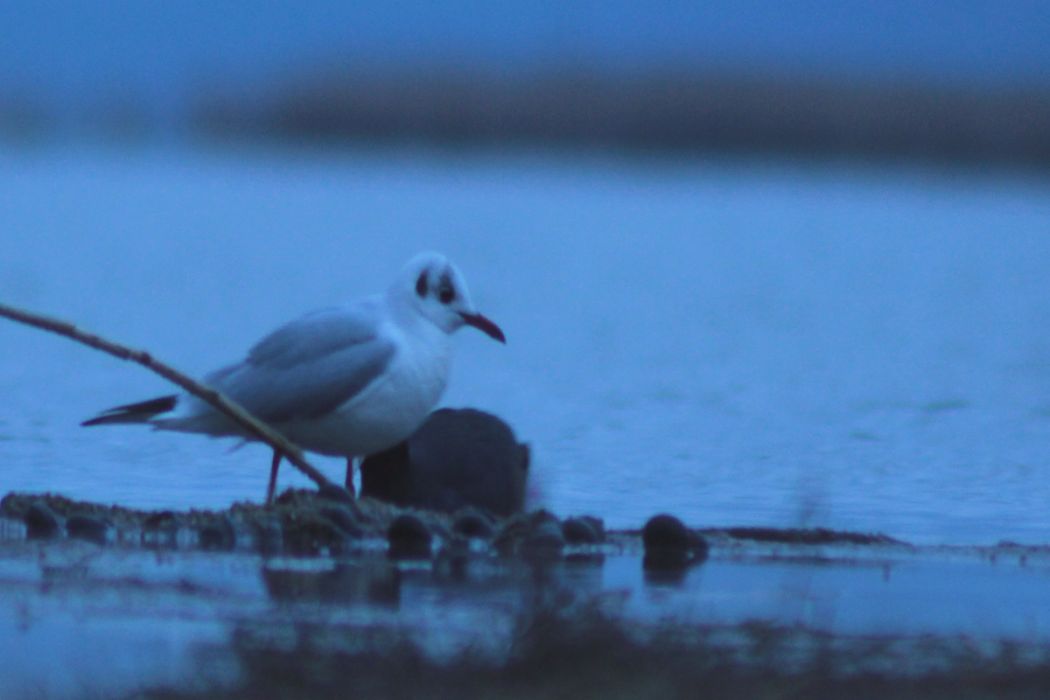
204;303;396;423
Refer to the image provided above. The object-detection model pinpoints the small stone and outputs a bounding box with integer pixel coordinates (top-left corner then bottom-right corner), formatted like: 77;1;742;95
643;514;689;549
562;516;605;545
518;511;565;558
527;509;561;527
24;501;61;539
493;510;560;556
452;508;495;539
387;514;432;560
66;514;110;545
642;514;708;572
524;519;565;557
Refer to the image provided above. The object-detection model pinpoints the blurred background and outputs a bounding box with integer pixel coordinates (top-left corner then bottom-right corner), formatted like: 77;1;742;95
3;1;1050;544
2;1;1049;163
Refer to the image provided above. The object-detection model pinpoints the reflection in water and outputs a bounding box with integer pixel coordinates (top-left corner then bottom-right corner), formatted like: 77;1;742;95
262;559;401;607
159;548;1050;698
252;552;610;665
5;536;1050;697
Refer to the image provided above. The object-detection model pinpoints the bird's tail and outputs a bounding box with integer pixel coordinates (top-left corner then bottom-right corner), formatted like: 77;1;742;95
81;395;179;427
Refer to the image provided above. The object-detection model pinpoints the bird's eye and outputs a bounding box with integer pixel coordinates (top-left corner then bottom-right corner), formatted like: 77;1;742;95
438;276;455;304
415;272;428;298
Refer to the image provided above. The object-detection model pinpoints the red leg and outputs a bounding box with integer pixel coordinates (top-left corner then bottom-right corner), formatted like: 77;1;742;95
267;449;283;505
344;457;356;496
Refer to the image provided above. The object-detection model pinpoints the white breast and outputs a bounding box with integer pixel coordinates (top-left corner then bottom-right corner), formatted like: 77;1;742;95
279;317;452;457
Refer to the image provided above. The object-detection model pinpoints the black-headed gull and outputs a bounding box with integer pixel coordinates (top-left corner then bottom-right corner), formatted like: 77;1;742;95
82;251;505;502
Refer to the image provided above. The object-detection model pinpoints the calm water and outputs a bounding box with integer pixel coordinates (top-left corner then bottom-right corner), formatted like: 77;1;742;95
3;146;1050;544
4;537;1050;698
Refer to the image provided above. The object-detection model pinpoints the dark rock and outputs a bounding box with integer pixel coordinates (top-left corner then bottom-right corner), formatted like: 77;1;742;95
361;408;530;517
66;514;110;545
387;514;433;560
24;501;61;539
562;516;605;545
642;514;709;572
643;514;690;549
360;442;411;502
198;515;236;551
452;507;495;539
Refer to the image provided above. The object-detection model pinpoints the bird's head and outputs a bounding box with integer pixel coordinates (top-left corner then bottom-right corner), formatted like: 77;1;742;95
392;252;506;342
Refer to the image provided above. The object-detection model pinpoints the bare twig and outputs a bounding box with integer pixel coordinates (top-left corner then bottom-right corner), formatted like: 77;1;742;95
0;301;333;493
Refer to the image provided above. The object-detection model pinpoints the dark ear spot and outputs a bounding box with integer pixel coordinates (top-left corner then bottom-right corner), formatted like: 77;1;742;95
438;272;455;304
416;271;428;298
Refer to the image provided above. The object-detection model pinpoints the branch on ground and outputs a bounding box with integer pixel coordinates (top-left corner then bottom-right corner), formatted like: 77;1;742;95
0;301;333;494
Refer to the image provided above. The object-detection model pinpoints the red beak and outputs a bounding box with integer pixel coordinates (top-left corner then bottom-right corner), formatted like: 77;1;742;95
460;312;506;343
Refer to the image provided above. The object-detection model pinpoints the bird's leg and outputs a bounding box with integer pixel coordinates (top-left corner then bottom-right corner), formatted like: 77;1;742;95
344;457;356;496
267;449;283;505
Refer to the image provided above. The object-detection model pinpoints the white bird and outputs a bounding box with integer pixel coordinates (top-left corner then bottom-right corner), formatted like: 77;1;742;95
82;251;506;503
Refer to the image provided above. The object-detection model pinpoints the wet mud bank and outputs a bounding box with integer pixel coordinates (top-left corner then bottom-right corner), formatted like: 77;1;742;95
0;490;904;560
3;491;1050;699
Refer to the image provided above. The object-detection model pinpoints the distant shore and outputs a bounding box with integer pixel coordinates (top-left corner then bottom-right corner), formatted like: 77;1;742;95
4;68;1049;170
189;68;1050;169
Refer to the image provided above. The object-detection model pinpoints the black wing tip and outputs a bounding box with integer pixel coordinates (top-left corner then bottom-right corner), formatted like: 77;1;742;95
81;394;179;427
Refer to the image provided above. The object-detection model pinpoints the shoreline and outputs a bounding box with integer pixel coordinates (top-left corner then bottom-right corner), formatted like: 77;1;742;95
4;490;1050;697
190;68;1050;170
